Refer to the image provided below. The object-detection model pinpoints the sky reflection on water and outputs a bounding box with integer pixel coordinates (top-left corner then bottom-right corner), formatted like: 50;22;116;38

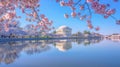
0;39;120;67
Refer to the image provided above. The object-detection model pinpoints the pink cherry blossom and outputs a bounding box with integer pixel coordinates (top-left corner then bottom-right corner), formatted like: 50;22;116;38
88;24;93;29
116;20;120;25
86;0;94;3
33;12;37;18
60;1;66;6
71;12;76;17
64;14;69;18
40;14;45;18
95;26;100;31
80;5;84;10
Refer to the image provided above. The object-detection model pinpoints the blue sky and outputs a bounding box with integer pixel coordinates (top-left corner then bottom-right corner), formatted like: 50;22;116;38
18;0;120;35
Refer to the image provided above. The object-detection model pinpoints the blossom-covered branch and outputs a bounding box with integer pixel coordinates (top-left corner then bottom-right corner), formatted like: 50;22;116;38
57;0;120;31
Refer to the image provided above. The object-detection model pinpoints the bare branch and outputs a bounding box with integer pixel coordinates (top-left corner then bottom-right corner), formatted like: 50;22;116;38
74;0;81;7
110;15;117;20
85;2;92;16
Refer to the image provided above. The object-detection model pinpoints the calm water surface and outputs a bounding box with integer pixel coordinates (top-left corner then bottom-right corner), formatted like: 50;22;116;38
0;39;120;67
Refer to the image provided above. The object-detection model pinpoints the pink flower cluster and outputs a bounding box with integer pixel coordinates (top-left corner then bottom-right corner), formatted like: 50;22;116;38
91;1;115;18
36;14;53;31
3;12;16;20
59;0;74;6
20;0;39;9
87;20;93;29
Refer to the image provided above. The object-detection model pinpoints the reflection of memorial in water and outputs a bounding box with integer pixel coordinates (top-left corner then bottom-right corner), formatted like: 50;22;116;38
54;40;72;52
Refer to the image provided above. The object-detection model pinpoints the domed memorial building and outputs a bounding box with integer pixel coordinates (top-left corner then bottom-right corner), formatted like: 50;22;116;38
55;26;72;37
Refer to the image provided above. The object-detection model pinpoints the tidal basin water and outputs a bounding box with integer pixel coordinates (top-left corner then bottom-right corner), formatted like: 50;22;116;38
0;39;120;67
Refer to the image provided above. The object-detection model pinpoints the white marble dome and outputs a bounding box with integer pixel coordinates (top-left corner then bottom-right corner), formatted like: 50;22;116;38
58;25;68;29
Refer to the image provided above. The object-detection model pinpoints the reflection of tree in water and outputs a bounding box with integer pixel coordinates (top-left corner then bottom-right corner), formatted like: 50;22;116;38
0;42;25;64
74;38;103;46
85;38;102;45
0;41;51;64
72;39;84;45
23;42;50;55
3;52;18;64
70;38;102;46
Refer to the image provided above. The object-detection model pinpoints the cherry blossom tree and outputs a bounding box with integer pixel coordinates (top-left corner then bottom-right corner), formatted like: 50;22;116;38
24;24;38;35
0;0;53;33
0;21;25;37
57;0;120;31
0;0;120;34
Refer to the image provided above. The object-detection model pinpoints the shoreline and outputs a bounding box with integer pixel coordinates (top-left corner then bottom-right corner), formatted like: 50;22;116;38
0;37;102;42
